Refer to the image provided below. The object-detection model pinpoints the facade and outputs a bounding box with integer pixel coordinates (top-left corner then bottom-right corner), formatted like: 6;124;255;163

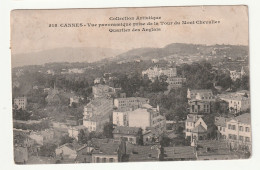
14;97;27;110
83;114;110;132
83;97;113;119
142;66;177;81
113;126;140;144
83;98;113;132
112;109;132;127
128;105;166;132
69;96;81;106
185;114;208;141
68;125;88;140
187;89;215;102
216;113;251;150
189;100;211;114
114;97;149;110
14;146;28;164
92;84;117;98
230;67;245;81
29;129;54;145
167;77;186;89
218;93;250;113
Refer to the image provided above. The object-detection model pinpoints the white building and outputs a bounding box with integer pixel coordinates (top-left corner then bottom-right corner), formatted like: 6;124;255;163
167;77;186;89
187;89;215;102
142;66;177;81
14;97;27;110
68;125;88;140
83;97;113;132
185;114;207;140
218;93;250;113
127;104;166;132
230;67;246;81
114;97;149;110
216;113;251;150
92;84;118;98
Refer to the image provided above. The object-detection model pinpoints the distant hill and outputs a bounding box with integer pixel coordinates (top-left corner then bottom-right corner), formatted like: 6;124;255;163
12;47;124;68
112;43;249;62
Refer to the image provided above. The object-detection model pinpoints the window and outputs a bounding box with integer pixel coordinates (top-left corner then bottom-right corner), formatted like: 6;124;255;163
245;127;250;132
239;126;244;131
232;125;236;130
228;124;231;129
109;158;114;162
96;157;100;163
233;135;237;140
239;136;244;141
245;137;250;142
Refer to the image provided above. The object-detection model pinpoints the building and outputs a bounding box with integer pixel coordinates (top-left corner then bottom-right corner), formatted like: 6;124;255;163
68;68;85;74
113;126;140;144
166;77;186;89
92;84;118;98
114;97;149;110
14;97;27;110
230;67;245;81
69;96;82;106
29;129;54;145
94;77;102;84
112;109;132;127
124;143;160;162
128;105;166;132
142;66;177;81
83;97;113;120
83;97;113;132
55;143;87;160
216;113;251;150
187;89;215;102
91;142;121;163
189;100;211;114
83;113;110;132
218;93;250;113
185;114;208;142
163;146;196;161
14;146;28;164
45;86;61;105
68;125;88;140
196;140;239;160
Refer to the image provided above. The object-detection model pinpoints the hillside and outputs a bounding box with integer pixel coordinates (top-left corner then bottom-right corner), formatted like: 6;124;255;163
12;47;124;68
112;43;249;62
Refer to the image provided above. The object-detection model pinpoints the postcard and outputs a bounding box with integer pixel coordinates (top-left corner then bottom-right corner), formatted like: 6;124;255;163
11;6;250;164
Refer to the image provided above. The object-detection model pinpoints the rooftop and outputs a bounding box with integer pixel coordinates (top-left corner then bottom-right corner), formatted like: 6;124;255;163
113;126;140;135
164;146;196;160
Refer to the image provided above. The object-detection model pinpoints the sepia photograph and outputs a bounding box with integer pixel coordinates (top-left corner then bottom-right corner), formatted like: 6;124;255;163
10;6;251;164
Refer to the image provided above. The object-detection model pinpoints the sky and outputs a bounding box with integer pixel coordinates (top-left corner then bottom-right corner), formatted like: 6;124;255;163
11;6;249;55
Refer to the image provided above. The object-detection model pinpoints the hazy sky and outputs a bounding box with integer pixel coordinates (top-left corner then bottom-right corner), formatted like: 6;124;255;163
11;6;248;55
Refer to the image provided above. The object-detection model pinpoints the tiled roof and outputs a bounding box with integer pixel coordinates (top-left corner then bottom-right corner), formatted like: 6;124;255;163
192;124;207;133
113;126;140;135
233;113;251;124
164;146;196;159
215;117;230;127
92;142;119;155
126;143;159;162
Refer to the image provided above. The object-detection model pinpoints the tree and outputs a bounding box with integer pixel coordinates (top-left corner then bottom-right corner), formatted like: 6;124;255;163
103;122;114;138
39;143;57;157
137;128;143;145
78;129;88;144
60;134;74;145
